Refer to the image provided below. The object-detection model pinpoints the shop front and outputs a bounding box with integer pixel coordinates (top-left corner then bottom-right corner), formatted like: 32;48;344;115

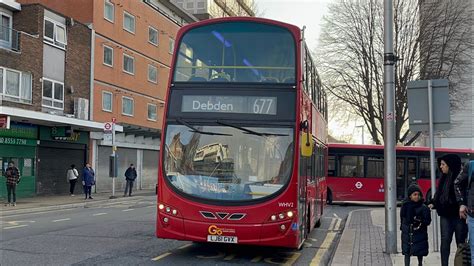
0;123;38;198
36;126;89;195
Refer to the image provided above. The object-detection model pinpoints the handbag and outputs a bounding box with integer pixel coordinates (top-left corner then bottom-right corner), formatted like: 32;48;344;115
454;238;471;266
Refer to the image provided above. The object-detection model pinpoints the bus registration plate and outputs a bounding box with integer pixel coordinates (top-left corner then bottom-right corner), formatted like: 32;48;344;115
207;235;238;244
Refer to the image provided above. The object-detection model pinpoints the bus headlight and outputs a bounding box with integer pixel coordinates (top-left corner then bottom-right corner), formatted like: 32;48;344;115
271;215;277;221
158;204;165;210
163;217;169;223
279;213;285;219
172;209;177;215
287;211;294;218
166;207;171;213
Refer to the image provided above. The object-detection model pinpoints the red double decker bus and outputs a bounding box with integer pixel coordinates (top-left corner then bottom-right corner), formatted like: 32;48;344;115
327;143;472;203
156;17;328;248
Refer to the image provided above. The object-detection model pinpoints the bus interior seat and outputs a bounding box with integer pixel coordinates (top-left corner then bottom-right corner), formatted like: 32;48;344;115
262;77;280;83
210;77;230;82
188;76;207;82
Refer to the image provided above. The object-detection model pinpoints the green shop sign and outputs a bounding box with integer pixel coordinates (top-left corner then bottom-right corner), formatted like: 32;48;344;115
0;137;36;146
0;124;37;139
39;126;89;144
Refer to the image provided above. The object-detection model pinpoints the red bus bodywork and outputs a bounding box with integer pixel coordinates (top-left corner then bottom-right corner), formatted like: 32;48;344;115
156;17;328;249
327;143;472;203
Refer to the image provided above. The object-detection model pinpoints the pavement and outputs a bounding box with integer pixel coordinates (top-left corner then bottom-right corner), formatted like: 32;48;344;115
0;189;156;216
332;207;457;266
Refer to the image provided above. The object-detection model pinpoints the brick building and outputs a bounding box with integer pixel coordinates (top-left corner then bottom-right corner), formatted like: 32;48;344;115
0;2;111;196
17;0;197;193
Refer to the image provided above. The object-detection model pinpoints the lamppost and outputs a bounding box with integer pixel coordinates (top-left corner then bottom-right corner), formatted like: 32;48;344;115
355;125;364;144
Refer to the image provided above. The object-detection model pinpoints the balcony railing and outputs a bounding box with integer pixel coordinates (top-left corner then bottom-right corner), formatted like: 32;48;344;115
0;25;20;51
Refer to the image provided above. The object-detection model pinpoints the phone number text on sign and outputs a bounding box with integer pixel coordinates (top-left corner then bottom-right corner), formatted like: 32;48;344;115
0;137;27;145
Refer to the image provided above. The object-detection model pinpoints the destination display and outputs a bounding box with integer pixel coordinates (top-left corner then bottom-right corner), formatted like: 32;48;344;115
181;95;277;115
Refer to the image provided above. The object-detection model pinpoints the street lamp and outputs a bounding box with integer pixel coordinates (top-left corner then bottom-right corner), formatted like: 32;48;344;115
355;125;364;144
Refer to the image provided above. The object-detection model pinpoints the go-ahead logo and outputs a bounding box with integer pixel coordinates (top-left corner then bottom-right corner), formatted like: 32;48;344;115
208;225;235;235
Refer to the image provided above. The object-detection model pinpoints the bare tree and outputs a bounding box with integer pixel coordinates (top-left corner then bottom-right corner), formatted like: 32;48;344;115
316;0;472;145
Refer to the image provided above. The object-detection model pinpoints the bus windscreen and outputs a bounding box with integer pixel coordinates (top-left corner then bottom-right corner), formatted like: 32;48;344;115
173;22;296;84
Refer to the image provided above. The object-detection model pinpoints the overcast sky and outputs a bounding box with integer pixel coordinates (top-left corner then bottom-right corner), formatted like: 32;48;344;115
257;0;330;50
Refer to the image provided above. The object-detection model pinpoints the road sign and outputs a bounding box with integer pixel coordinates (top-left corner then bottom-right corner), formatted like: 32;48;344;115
407;79;450;131
104;122;112;132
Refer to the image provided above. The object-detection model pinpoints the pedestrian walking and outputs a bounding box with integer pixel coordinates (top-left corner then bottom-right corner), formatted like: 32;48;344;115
401;184;431;266
82;163;95;200
67;164;79;196
4;161;20;206
454;160;474;264
427;154;467;266
124;164;137;197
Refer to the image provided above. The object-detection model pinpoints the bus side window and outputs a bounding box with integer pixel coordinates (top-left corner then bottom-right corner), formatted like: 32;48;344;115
328;156;336;177
419;157;430;179
340;156;363;177
366;156;384;178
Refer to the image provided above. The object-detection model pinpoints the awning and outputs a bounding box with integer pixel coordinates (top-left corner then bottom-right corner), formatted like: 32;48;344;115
0;106;123;132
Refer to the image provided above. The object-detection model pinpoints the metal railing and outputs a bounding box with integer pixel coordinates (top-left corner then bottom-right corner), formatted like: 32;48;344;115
0;25;20;51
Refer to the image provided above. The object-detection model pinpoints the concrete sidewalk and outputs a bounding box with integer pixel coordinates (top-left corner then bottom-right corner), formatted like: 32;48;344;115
332;207;457;266
0;189;156;216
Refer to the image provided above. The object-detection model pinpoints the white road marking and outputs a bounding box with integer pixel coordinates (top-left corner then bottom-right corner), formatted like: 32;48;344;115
151;252;172;261
52;218;71;222
92;213;107;216
333;213;340;218
122;209;134;212
178;243;193;249
3;224;28;230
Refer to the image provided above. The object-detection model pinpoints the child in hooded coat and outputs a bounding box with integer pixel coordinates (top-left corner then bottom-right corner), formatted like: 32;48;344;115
400;184;431;266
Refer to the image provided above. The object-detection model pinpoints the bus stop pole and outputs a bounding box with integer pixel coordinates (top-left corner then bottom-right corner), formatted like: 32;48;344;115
383;0;397;254
428;80;439;251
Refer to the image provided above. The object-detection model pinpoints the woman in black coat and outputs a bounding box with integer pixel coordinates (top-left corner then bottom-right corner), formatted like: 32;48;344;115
401;184;431;266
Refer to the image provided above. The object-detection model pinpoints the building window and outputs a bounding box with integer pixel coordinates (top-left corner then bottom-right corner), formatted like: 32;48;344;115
169;38;174;54
123;54;135;75
148;64;157;83
123;12;135;34
122;96;134;116
103;45;113;67
102;91;112;112
186;2;194;9
42;78;64;110
0;67;32;104
148;26;158;46
104;0;114;22
147;103;157;121
0;13;12;46
44;18;67;48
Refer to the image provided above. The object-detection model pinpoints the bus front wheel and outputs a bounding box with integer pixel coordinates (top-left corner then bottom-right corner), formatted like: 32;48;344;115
327;189;333;205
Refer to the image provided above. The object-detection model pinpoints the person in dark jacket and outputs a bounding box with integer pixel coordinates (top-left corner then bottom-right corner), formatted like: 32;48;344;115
454;160;474;264
4;161;20;207
124;164;137;197
401;184;431;266
427;154;467;266
82;163;95;200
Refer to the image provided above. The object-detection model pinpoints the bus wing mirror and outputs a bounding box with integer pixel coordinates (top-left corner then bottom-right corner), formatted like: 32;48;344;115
301;132;313;157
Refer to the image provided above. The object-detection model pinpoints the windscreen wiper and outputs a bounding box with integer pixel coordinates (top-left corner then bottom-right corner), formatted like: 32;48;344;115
216;120;288;137
176;118;232;136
